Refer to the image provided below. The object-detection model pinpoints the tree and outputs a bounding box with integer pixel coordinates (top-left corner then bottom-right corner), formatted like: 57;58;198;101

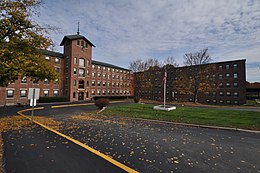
174;48;217;103
164;57;178;67
0;0;58;87
129;58;162;72
129;58;162;98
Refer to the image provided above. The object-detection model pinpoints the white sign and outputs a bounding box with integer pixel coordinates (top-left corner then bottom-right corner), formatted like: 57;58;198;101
28;88;40;100
30;99;37;106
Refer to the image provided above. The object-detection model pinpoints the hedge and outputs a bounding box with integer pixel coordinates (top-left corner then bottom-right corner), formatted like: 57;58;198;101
38;96;69;103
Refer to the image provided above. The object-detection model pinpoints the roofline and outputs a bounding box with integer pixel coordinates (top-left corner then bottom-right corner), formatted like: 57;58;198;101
177;59;246;69
60;35;96;47
38;49;64;58
92;60;131;71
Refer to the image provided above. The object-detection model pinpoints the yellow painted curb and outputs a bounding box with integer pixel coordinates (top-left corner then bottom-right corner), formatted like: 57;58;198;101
17;108;138;173
51;103;94;109
51;100;127;109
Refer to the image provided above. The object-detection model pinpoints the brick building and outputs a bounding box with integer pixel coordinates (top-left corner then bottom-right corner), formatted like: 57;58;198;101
0;33;134;106
246;82;260;99
135;59;246;105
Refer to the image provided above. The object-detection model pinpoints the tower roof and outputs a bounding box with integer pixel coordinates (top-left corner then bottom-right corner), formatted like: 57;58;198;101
60;34;96;47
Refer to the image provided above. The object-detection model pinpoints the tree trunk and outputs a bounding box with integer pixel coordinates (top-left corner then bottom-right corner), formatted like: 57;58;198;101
193;90;198;103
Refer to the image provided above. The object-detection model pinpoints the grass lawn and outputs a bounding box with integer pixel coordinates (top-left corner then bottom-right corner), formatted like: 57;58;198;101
103;104;260;130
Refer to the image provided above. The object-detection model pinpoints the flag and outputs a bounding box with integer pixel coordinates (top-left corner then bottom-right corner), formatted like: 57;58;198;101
163;69;167;84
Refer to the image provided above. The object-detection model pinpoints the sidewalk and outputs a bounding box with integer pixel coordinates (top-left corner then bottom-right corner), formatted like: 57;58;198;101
3;123;126;173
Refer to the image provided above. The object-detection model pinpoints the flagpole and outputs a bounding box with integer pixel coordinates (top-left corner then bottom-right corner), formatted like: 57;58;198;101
164;66;166;108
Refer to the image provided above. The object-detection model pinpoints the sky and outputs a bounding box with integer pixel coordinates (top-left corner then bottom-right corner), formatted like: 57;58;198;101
33;0;260;82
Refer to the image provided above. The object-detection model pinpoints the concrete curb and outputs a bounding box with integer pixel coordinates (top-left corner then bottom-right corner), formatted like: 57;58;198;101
19;102;260;134
111;116;260;134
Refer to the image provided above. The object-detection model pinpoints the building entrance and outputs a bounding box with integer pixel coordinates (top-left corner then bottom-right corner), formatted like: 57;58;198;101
78;92;84;100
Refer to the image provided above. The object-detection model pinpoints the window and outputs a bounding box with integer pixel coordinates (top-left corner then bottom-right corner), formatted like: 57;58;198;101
97;90;100;95
92;65;95;69
86;81;89;87
234;82;238;87
43;90;49;97
53;90;59;97
219;65;223;70
233;64;238;69
45;56;50;61
108;82;110;87
21;77;27;83
234;100;239;105
226;100;231;104
103;67;106;71
81;41;84;47
55;58;60;63
85;42;88;48
65;77;68;85
73;68;77;75
219;91;223;96
78;80;84;89
44;79;49;84
234;92;239;97
98;66;101;70
92;73;95;77
226;91;231;96
234;73;238;78
92;90;95;95
103;74;106;78
73;92;76;98
20;90;27;97
219;83;223;87
79;58;85;67
226;82;230;87
108;67;110;72
103;90;106;95
73;80;76;86
74;57;77;64
218;74;223;79
97;81;101;86
103;82;106;86
226;73;230;78
98;73;101;78
92;81;95;86
7;90;14;98
77;40;80;46
226;64;230;69
79;68;85;77
55;67;60;73
33;79;38;84
108;74;110;79
86;60;90;66
86;70;89;76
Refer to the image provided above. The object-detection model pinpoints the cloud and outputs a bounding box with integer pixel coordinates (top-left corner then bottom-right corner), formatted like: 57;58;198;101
33;0;260;82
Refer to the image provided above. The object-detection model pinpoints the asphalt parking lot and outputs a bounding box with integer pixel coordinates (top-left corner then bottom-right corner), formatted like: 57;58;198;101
2;102;260;173
26;103;260;173
3;122;127;173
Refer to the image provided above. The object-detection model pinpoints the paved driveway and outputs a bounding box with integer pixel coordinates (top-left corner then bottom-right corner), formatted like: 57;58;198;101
31;103;260;173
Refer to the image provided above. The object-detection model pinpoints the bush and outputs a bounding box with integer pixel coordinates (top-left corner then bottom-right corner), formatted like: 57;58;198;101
38;96;69;103
134;97;140;103
95;98;109;109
